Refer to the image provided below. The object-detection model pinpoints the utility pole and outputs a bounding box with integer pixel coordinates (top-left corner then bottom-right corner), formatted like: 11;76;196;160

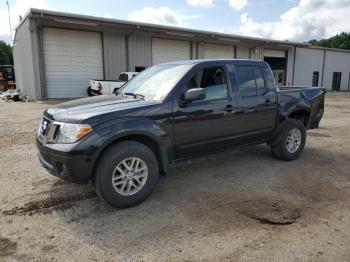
6;0;13;44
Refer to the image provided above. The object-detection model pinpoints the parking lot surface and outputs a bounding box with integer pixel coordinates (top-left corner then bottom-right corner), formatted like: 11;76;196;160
1;93;350;261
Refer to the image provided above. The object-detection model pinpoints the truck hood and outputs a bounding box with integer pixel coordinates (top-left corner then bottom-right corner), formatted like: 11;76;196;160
44;95;158;123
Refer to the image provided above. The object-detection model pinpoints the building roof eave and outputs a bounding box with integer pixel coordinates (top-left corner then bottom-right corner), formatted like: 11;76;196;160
27;8;310;48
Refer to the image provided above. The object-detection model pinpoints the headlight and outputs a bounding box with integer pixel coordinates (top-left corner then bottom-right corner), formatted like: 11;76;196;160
56;123;93;144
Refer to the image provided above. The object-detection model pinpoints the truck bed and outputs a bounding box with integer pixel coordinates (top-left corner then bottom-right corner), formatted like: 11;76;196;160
277;86;327;130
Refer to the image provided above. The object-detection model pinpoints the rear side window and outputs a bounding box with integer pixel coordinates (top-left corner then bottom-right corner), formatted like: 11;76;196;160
254;66;266;94
235;65;266;96
235;65;256;96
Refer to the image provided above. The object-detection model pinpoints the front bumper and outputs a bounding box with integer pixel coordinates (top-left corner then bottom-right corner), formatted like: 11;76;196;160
36;138;95;184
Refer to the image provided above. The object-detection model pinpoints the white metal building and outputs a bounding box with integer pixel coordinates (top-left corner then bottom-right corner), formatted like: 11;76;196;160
13;9;350;100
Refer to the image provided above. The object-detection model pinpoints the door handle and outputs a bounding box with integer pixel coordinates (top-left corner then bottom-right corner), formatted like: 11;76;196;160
225;105;233;112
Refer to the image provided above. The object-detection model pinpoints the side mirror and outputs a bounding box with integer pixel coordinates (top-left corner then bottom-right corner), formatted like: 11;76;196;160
184;88;206;102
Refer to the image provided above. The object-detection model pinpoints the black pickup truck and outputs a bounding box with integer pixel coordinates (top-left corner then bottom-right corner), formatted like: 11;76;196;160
37;60;326;208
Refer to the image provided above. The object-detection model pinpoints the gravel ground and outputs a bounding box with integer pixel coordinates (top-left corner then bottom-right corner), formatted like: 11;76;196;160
0;93;350;261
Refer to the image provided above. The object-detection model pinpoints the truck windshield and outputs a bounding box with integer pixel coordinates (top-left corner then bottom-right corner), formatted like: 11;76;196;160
119;64;193;101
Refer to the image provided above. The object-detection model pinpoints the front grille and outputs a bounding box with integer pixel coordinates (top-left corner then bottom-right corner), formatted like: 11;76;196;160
39;117;52;136
38;117;60;142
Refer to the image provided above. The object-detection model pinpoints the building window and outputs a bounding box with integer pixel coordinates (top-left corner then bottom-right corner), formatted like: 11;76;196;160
312;71;319;87
332;72;342;91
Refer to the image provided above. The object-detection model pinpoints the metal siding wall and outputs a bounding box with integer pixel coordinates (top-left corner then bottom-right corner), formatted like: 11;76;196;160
13;19;37;99
191;41;197;59
246;46;264;60
236;45;250;58
286;47;294;86
293;47;324;87
197;42;205;59
323;51;350;91
255;47;264;60
103;31;126;80
128;32;152;71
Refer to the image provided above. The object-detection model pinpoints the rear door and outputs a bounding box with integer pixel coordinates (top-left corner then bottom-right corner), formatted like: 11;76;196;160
234;64;277;141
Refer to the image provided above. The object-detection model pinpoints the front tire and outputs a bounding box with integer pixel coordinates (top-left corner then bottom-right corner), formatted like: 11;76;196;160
271;119;306;161
93;141;159;208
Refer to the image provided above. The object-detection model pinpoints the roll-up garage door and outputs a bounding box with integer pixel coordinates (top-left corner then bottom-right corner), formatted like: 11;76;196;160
43;28;103;98
204;43;235;59
152;38;191;65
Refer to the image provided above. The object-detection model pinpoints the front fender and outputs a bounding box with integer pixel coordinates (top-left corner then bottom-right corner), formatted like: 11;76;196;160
90;117;171;171
96;117;168;145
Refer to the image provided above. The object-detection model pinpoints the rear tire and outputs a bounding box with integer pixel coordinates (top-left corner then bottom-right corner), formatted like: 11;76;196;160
93;141;159;208
271;119;306;161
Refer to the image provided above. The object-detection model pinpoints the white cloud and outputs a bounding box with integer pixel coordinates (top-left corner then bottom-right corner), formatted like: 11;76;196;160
187;0;214;8
0;0;51;43
128;6;197;27
102;13;113;19
233;0;350;41
228;0;248;10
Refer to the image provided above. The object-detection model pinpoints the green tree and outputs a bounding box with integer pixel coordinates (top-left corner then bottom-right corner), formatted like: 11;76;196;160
308;32;350;50
0;40;13;65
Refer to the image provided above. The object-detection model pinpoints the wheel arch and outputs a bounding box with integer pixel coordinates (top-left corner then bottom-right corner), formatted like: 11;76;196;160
268;108;310;145
288;109;310;127
92;131;169;181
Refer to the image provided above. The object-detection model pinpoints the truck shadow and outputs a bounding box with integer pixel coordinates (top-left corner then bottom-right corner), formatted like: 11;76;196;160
41;144;350;253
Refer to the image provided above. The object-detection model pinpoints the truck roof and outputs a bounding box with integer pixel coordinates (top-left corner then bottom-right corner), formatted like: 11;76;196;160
162;59;267;66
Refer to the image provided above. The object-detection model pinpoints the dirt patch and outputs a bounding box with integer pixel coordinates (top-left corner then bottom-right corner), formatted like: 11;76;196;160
0;131;36;148
326;104;349;109
41;245;56;253
308;132;331;138
0;237;18;257
2;192;96;216
241;199;301;224
1;94;350;261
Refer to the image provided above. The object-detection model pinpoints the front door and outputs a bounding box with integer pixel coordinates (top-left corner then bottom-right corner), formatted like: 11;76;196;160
173;65;237;158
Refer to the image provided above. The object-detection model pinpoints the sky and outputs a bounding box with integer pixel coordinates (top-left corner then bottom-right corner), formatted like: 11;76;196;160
1;0;350;44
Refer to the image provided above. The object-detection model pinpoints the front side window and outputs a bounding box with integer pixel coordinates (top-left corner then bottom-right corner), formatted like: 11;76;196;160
120;63;193;101
186;66;228;101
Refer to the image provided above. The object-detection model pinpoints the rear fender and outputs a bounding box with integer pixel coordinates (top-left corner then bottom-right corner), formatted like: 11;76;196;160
269;105;310;145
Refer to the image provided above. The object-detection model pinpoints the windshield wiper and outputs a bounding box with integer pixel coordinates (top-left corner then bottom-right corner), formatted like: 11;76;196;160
122;92;145;99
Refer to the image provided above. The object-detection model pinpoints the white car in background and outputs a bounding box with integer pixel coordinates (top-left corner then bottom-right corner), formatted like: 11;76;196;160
87;72;138;96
